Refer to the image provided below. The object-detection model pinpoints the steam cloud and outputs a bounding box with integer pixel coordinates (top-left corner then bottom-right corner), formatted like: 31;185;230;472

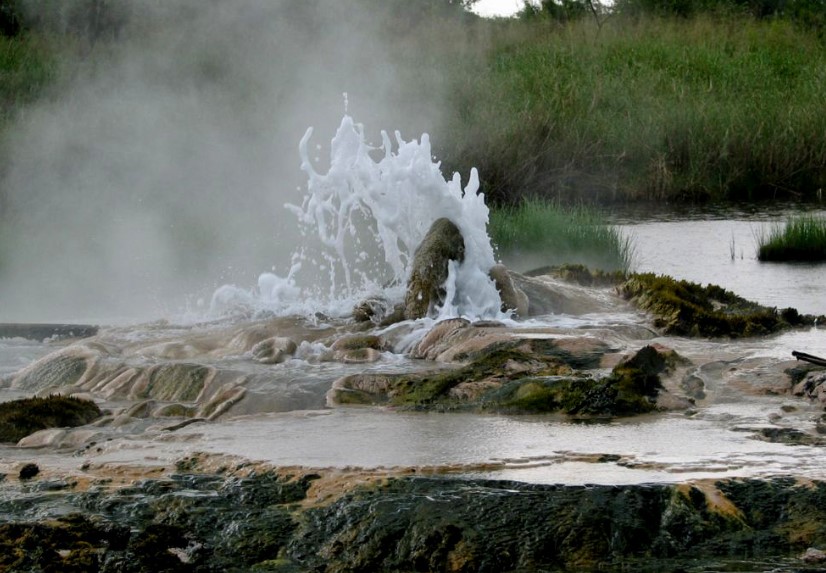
0;0;452;322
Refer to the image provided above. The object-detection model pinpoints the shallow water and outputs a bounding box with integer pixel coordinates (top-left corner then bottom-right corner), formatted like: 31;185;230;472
618;208;826;316
1;309;823;487
76;403;825;486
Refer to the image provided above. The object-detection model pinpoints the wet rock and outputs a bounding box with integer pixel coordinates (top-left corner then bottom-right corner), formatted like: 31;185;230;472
330;343;679;417
10;349;94;392
489;264;529;317
404;217;465;319
250;336;297;364
410;318;471;360
618;273;818;337
353;296;404;325
18;463;39;480
754;427;826;446
286;477;826;573
326;334;386;363
792;369;826;405
1;467;825;573
541;263;626;287
0;395;102;443
129;363;214;402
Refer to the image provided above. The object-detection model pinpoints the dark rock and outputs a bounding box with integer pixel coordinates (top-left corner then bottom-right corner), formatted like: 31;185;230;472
0;395;102;443
1;470;825;572
404;218;465;319
19;463;39;480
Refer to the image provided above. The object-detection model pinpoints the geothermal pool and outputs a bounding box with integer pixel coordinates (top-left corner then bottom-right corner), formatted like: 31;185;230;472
1;115;825;490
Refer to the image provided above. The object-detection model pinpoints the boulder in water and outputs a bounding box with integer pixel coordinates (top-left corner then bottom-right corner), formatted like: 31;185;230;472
404;218;465;319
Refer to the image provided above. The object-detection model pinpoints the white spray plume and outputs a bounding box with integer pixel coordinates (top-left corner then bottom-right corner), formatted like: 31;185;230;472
211;114;505;321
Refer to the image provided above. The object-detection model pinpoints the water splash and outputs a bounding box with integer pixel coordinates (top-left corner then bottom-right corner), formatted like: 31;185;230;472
211;115;503;320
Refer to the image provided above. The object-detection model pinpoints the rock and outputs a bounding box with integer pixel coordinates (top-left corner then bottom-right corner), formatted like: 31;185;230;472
0;396;102;443
353;296;403;325
618;273;817;337
1;465;825;573
330;334;385;352
489;264;529;317
410;318;470;360
18;463;39;480
326;334;386;363
251;336;297;364
404;218;465;319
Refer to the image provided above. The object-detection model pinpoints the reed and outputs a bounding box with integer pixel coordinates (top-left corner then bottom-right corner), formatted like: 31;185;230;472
488;198;634;272
757;214;826;262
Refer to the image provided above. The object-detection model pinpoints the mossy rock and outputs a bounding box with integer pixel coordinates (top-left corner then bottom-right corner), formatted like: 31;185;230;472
404;217;465;319
334;344;670;417
619;273;821;338
0;395;102;443
487;347;665;417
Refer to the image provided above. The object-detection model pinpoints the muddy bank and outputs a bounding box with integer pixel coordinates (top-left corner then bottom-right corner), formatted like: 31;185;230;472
1;457;826;572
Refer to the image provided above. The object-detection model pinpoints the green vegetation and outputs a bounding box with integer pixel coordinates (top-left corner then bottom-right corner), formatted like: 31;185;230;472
757;214;826;261
2;0;826;206
488;199;634;271
441;14;826;204
0;33;58;127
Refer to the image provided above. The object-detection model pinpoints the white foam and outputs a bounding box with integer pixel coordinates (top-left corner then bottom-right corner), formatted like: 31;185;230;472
211;115;503;320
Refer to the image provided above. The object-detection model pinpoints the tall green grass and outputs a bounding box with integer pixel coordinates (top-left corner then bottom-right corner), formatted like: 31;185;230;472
0;33;58;127
438;15;826;204
488;198;634;272
757;214;826;262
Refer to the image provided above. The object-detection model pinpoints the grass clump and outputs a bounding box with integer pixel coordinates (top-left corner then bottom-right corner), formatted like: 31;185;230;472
488;198;634;272
757;214;826;262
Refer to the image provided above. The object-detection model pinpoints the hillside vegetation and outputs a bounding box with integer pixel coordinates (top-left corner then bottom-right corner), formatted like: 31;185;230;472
1;0;825;207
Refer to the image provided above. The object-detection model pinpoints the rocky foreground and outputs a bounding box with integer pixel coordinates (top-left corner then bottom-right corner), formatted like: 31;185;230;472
2;455;826;573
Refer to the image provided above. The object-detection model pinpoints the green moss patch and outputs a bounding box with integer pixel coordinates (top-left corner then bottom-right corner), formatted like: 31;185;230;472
619;273;820;337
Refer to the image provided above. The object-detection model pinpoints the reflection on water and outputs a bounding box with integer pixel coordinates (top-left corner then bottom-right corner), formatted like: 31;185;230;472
616;207;826;316
80;405;826;486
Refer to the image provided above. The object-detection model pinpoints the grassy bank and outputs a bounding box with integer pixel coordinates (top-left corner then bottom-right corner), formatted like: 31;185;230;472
757;214;826;262
488;199;633;272
439;14;826;205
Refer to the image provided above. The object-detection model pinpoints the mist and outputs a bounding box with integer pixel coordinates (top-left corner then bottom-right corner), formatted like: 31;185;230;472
0;0;461;323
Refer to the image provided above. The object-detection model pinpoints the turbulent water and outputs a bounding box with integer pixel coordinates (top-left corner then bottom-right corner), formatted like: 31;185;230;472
210;114;503;321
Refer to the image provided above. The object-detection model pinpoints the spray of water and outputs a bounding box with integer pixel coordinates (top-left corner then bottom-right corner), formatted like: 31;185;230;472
211;114;504;321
